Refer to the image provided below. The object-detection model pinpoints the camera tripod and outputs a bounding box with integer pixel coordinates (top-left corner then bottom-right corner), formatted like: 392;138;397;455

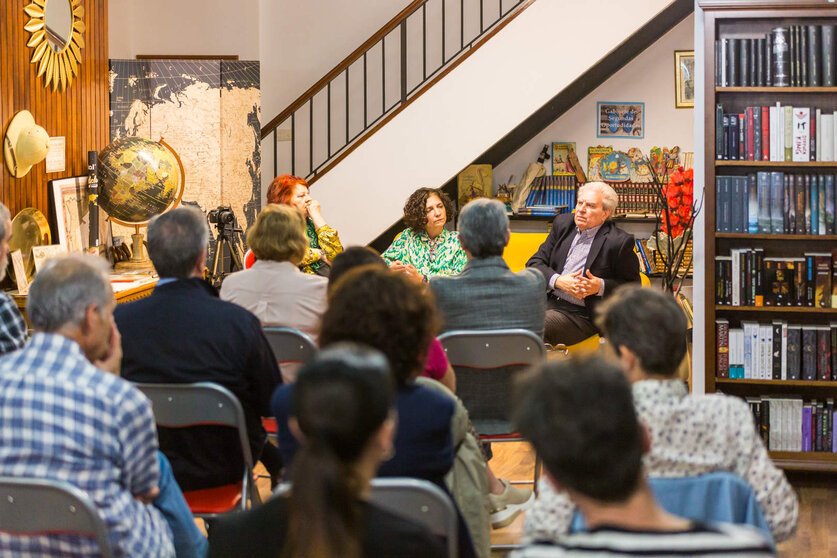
207;222;244;287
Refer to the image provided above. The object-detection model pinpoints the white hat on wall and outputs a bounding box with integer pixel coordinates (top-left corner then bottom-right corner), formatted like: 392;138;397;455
3;110;50;178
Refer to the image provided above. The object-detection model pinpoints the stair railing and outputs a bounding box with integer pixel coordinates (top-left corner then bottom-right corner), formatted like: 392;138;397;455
261;0;534;184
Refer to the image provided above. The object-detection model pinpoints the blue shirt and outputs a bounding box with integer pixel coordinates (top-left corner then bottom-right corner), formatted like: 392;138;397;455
0;333;174;557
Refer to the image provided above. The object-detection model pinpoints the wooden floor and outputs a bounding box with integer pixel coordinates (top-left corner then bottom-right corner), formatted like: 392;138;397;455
485;442;837;557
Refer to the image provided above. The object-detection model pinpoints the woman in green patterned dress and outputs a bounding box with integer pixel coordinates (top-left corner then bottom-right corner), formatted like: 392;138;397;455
267;175;343;276
382;187;466;282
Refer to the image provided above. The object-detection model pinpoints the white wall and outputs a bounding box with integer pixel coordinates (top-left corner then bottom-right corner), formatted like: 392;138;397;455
312;0;680;246
494;14;695;193
692;2;706;394
108;0;260;59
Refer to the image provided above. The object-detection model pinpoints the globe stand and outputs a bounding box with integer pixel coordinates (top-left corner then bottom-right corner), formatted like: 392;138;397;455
114;225;154;271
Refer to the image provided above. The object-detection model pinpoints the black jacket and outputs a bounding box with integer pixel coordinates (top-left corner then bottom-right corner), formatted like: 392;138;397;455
115;278;281;491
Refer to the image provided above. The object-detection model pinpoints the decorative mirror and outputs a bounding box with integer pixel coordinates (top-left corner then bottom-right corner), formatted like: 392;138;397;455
24;0;85;91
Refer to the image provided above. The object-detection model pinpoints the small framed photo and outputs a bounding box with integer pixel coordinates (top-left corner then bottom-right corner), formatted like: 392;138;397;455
674;50;695;109
48;176;111;253
597;102;644;139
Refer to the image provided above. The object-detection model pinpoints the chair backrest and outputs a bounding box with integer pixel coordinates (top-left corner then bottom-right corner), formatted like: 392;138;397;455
370;478;458;558
263;326;318;366
570;472;774;547
0;477;114;558
134;382;258;505
438;329;545;426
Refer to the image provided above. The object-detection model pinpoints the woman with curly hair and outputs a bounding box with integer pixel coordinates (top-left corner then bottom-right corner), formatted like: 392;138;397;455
266;174;343;276
382;187;466;281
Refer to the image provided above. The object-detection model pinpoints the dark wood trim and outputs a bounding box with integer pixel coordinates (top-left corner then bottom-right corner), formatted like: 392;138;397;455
261;0;427;136
307;0;537;187
769;452;837;472
135;55;240;60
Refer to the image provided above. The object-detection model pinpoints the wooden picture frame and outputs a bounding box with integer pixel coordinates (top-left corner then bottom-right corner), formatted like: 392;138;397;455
674;50;695;109
47;176;111;253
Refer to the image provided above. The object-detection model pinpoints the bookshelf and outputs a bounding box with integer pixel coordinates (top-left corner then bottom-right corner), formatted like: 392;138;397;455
702;2;837;472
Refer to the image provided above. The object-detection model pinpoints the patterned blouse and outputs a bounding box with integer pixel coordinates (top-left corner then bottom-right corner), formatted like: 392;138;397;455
524;379;798;543
299;217;343;274
382;228;467;279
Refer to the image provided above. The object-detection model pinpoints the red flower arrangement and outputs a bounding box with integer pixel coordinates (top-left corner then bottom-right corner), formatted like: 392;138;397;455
660;167;694;238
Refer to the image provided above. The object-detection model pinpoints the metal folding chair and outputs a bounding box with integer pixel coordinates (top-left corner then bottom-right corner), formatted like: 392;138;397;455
0;477;114;558
438;329;546;484
135;382;261;519
261;326;318;436
370;478;459;558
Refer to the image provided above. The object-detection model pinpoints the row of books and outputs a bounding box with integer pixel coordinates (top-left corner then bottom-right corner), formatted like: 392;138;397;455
715;249;836;307
714;173;836;235
715;320;836;381
610;182;659;216
743;396;836;453
521;176;576;216
715;104;837;162
714;25;836;87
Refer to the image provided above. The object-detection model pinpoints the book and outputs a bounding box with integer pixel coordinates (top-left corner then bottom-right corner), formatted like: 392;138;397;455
819;174;827;234
793;258;807;306
792;107;810;162
772;320;783;380
802;326;817;380
761;106;770;161
824;25;835;86
741;38;751;86
760;323;772;380
803;403;813;451
748;173;759;233
729;114;739;160
757;171;771;233
813;252;832;308
832;323;837;379
809;24;821;86
770;171;784;233
786;174;795;234
716;319;730;379
753;106;762;163
801;24;809;86
784;105;793;162
729;38;740;86
715;105;725;160
766;33;773;87
817;326;831;381
787;324;801;380
742;321;758;377
811;110;817;161
746;106;755;161
832;250;837;308
827;175;836;235
721;38;729;86
772;27;789;87
805;175;813;234
756;38;765;86
754;248;764;307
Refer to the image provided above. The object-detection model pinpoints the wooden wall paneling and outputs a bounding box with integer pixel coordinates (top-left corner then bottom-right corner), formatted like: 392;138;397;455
0;0;109;220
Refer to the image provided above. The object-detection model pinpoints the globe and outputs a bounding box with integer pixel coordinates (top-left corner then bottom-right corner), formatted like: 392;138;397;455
98;137;182;224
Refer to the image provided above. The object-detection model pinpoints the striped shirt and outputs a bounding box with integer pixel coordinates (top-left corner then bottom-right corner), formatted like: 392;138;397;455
512;521;774;557
0;333;174;557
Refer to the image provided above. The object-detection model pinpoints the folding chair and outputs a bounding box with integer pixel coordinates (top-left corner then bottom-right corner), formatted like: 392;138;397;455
438;329;546;485
370;478;459;558
0;477;114;558
135;382;261;519
261;327;318;436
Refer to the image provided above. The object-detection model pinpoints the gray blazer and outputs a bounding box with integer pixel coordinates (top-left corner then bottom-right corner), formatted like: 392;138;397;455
430;256;546;337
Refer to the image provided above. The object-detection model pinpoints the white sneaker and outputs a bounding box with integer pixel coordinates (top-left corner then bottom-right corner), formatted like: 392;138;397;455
488;478;534;529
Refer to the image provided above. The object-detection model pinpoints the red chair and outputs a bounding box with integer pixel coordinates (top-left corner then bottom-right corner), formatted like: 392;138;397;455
135;382;261;518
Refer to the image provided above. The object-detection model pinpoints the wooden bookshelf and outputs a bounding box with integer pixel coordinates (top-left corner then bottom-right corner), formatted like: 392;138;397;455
702;3;837;472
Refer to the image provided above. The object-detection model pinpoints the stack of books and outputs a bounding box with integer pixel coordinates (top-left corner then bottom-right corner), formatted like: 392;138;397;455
714;172;836;234
742;396;836;453
714;25;836;87
518;175;575;216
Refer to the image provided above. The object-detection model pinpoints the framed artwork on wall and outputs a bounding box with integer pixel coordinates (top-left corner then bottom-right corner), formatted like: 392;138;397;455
674;50;695;109
597;102;644;139
48;176;111;253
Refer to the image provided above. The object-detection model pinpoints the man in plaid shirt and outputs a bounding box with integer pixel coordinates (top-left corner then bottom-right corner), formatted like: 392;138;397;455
0;255;178;557
0;202;27;355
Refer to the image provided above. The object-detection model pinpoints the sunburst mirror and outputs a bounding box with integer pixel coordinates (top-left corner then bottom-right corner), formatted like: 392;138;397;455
24;0;85;91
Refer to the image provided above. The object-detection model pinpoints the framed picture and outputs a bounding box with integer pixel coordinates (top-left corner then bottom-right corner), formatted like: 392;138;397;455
597;102;644;138
551;142;576;176
674;50;695;109
48;176;111;253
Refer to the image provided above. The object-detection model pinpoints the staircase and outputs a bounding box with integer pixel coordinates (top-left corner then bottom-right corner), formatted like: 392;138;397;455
262;0;689;246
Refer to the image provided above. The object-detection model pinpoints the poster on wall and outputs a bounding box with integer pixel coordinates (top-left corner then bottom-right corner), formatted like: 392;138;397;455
551;142;576;176
597;102;644;139
108;59;261;244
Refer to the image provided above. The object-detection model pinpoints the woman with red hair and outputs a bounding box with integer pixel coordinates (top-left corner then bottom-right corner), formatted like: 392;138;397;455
266;175;343;276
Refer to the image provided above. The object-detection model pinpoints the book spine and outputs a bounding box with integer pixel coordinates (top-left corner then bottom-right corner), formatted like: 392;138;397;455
832;250;837;308
730;115;739;160
761;107;770;161
740;114;746;160
784;175;792;234
750;38;758;87
824;25;836;86
802;327;817;380
773;27;790;87
831;323;837;379
756;38;765;86
716;319;730;379
807;253;816;305
754;248;764;307
809;24;821;86
805;176;813;234
787;326;801;380
812;176;820;234
828;175;836;235
803;404;812;452
716;105;725;160
771;172;785;234
748;173;759;233
766;33;773;87
816;254;832;308
791;25;799;86
772;320;783;380
747;106;755;161
784;105;793;162
794;259;807;307
723;114;730;160
757;172;771;233
741;38;751;86
818;327;831;381
722;38;730;86
811;110;817;162
793;107;811;162
820;175;828;234
729;38;740;87
801;24;810;86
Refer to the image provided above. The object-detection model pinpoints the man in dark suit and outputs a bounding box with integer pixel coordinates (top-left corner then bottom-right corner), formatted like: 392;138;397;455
115;207;282;490
431;198;545;336
526;182;640;346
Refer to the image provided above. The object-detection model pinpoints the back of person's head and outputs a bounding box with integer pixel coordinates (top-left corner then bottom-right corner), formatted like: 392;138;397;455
267;174;308;205
458;198;509;258
513;356;643;503
285;343;395;558
595;285;687;377
328;246;386;294
321;266;438;385
147;207;209;279
28;254;112;333
246;204;307;264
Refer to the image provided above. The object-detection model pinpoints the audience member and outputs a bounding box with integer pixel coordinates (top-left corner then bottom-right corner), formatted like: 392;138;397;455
221;205;327;378
526;182;640;346
272;266;479;558
266;174;343;276
329;246;456;392
431;198;545;336
525;285;798;543
208;344;446;558
0;255;205;557
511;357;774;557
0;202;26;354
382;187;466;281
116;207;283;490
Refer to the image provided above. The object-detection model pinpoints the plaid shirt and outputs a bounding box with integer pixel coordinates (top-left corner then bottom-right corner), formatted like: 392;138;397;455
0;291;26;355
0;333;174;557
